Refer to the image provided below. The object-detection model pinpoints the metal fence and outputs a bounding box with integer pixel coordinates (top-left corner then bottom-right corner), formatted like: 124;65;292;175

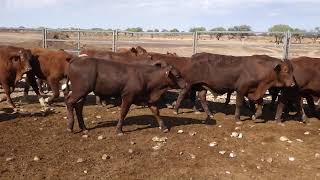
2;28;320;59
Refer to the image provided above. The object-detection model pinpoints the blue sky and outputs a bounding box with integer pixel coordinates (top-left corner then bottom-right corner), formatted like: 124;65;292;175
1;0;319;31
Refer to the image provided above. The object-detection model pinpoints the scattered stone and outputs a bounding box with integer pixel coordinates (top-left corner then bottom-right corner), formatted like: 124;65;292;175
63;116;67;120
218;125;222;128
266;157;273;163
288;157;295;161
95;115;102;119
130;141;136;145
177;130;184;134
280;136;289;142
261;142;266;145
82;134;88;138
249;125;255;128
84;117;88;121
287;140;293;143
5;157;14;162
91;120;96;124
39;128;43;131
304;131;310;135
77;158;84;163
152;145;161;150
224;137;228;141
238;133;243;139
152;136;167;143
225;171;231;174
209;142;217;147
235;127;241;130
179;152;183;155
231;132;239;138
111;111;117;114
33;156;40;161
229;152;236;158
257;165;261;170
189;131;197;136
190;154;196;159
101;154;111;160
315;153;320;158
219;151;226;155
84;170;88;174
97;135;104;140
240;149;245;153
34;118;38;121
128;149;133;154
296;139;304;143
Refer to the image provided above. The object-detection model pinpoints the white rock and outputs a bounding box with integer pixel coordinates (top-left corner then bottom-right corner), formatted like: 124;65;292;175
77;158;84;163
179;152;183;155
315;153;320;158
240;149;245;153
33;156;40;161
209;142;217;147
130;141;136;145
288;157;295;161
218;125;222;128
238;133;243;139
235;127;241;130
190;154;196;159
84;117;88;121
95;115;102;119
152;136;167;143
97;135;104;140
229;152;236;158
304;131;310;135
84;170;88;174
287;140;293;143
152;145;161;150
111;111;117;114
280;136;289;142
266;157;273;163
5;157;14;162
177;130;184;134
296;139;304;143
102;154;110;160
82;134;88;138
225;171;231;174
63;116;67;120
231;132;239;138
189;131;197;136
219;151;226;155
128;149;133;154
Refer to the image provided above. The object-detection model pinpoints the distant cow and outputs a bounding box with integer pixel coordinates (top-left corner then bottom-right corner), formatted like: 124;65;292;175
24;48;74;106
174;53;295;124
0;46;33;111
275;57;320;123
64;57;186;135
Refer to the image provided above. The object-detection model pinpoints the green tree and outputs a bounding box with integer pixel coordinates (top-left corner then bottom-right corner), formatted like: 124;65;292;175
210;27;226;31
189;27;206;32
268;24;293;32
126;27;143;32
154;29;160;32
161;29;168;32
170;28;179;32
228;25;251;31
147;29;154;32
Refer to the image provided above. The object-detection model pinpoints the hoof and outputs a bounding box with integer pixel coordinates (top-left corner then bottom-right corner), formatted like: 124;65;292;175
251;115;256;120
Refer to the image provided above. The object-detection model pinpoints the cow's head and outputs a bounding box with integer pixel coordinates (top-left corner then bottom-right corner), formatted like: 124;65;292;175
274;59;295;87
10;49;33;74
163;65;186;89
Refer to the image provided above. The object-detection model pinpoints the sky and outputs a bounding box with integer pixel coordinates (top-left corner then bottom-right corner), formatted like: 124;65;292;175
0;0;319;31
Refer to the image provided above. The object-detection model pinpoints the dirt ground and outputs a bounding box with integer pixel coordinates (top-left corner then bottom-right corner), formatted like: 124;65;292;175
0;91;320;180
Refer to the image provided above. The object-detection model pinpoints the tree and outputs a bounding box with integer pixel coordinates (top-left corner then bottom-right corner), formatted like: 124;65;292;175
161;29;168;32
170;28;179;32
268;24;293;32
228;25;251;40
189;27;206;32
147;29;154;32
154;29;160;32
210;27;226;31
125;27;143;32
209;27;226;40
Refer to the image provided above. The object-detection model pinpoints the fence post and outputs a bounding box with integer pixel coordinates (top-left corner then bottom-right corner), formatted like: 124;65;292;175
77;28;81;54
112;30;117;52
282;31;291;60
192;31;198;54
42;28;47;48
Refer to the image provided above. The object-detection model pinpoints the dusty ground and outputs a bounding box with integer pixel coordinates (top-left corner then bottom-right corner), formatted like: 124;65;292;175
0;91;320;180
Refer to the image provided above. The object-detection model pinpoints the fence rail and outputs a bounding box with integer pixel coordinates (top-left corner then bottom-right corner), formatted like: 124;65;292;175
2;28;319;58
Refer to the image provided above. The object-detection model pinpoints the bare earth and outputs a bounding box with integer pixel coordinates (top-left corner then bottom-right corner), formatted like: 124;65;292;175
0;31;320;179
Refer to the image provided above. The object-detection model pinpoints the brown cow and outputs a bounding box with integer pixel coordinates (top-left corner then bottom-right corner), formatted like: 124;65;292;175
275;57;320;123
24;48;74;106
174;53;295;124
0;46;33;111
64;57;186;135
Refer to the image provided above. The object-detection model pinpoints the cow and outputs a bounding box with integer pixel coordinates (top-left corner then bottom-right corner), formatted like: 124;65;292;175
174;53;295;124
275;56;320;123
23;48;74;106
64;57;186;135
0;46;33;111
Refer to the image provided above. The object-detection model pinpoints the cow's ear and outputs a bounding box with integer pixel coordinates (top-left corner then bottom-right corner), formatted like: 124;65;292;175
274;64;281;73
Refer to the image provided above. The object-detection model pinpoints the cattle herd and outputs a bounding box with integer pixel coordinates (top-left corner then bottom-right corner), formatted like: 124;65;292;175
1;45;320;136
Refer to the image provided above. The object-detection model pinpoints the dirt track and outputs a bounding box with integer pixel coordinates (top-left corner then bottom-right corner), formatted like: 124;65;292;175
1;93;320;179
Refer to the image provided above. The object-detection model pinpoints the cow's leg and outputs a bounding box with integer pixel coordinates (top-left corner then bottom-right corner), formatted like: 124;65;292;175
116;96;133;136
297;97;308;123
26;73;46;107
224;92;232;106
252;98;263;120
305;95;319;118
37;79;45;95
270;89;279;109
190;88;200;113
2;83;17;112
46;77;60;105
174;86;191;114
235;93;244;124
198;90;214;122
75;98;88;133
148;105;168;132
275;100;285;123
65;92;86;132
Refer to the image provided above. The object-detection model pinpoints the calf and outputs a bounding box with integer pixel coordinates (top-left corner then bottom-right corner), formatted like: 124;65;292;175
24;48;74;105
64;57;186;135
0;46;33;111
174;53;295;124
275;57;320;123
